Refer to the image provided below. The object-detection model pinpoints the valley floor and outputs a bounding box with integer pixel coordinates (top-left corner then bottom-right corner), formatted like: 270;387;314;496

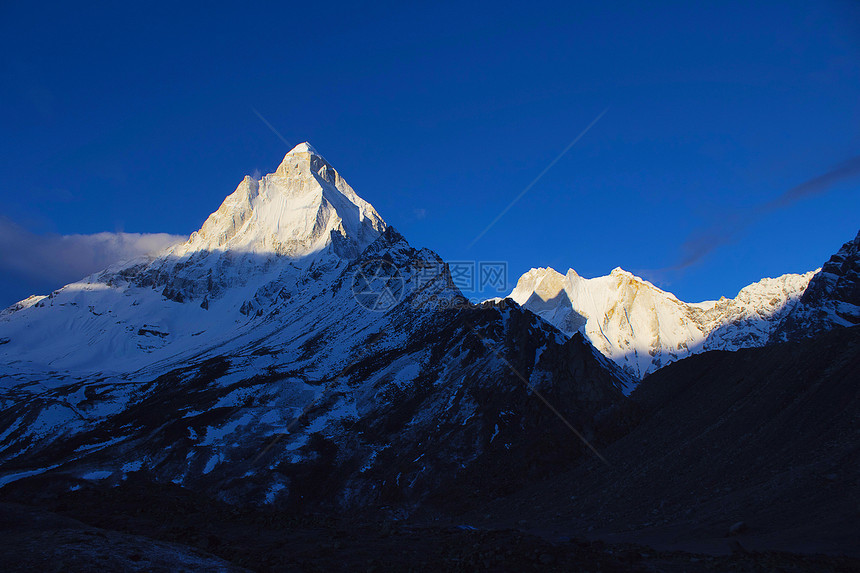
0;480;858;573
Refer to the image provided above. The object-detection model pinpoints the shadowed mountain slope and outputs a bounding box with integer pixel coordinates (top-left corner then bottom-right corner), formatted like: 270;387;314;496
467;325;860;556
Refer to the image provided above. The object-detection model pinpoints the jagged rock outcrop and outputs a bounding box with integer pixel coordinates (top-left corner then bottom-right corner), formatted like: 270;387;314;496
771;230;860;342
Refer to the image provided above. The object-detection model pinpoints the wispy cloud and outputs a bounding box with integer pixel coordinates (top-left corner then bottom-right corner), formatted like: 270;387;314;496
666;155;860;272
0;217;186;291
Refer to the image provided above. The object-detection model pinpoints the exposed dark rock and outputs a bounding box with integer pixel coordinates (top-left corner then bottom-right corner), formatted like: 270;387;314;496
773;229;860;342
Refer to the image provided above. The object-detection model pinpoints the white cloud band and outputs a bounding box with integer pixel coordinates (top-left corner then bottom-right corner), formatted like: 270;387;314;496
0;217;186;289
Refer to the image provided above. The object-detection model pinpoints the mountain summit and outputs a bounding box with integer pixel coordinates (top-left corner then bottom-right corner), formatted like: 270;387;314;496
173;142;385;260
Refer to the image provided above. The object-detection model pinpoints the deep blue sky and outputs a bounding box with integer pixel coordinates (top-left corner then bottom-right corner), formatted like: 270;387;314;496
1;1;858;306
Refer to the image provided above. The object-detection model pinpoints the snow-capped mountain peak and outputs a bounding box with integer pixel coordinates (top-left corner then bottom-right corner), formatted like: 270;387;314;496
172;142;385;260
0;144;390;373
285;141;319;156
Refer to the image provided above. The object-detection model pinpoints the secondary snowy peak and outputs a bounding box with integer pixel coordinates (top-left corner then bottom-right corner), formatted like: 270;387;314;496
172;142;385;260
508;265;816;381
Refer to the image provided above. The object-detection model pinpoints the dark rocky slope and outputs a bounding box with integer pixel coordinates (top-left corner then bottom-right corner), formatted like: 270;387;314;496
464;325;860;557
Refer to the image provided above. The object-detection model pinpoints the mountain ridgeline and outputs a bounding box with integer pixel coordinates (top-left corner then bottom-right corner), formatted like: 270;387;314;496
0;142;856;521
507;229;859;381
0;144;630;510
